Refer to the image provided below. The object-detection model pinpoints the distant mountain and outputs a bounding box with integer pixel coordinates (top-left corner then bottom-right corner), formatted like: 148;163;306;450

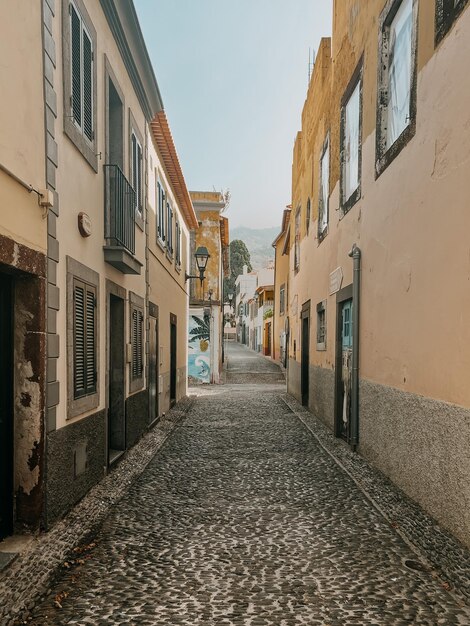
230;226;279;270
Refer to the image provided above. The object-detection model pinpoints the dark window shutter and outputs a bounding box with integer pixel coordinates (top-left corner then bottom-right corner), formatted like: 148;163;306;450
82;28;93;141
70;4;82;127
162;191;166;241
132;307;143;379
132;308;138;378
157;182;162;238
85;287;96;392
137;143;142;214
74;281;86;397
137;310;143;377
73;280;96;399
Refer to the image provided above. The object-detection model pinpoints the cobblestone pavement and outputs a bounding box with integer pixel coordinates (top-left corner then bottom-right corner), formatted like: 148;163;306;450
25;344;470;625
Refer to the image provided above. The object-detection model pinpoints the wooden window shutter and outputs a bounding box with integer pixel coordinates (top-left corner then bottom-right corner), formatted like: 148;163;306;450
132;307;143;379
82;28;93;141
137;142;142;214
157;182;162;239
73;280;96;398
74;280;86;397
70;4;82;127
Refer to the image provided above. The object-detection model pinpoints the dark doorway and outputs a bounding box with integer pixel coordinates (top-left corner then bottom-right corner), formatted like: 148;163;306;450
148;313;159;424
170;314;177;406
334;284;354;442
301;301;310;407
0;274;13;539
108;294;125;463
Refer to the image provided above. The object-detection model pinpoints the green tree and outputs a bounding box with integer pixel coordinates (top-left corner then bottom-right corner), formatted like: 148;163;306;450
223;239;252;299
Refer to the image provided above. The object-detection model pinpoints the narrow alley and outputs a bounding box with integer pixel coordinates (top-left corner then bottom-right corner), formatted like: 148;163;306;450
24;344;470;625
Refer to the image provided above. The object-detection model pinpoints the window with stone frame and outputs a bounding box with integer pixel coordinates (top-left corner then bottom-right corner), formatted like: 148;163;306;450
306;198;311;235
436;0;469;44
66;257;99;419
318;135;330;242
340;59;363;215
166;201;174;256
279;284;285;315
376;0;418;176
131;130;143;217
175;220;182;267
62;0;98;171
157;181;166;244
316;301;327;351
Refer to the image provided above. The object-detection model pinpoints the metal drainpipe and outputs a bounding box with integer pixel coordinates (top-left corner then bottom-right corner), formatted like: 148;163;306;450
348;243;361;451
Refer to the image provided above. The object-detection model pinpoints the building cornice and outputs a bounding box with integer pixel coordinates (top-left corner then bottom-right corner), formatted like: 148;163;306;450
100;0;163;121
150;110;198;230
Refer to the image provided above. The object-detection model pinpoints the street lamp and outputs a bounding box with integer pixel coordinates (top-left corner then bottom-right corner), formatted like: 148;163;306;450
185;246;210;284
228;292;234;308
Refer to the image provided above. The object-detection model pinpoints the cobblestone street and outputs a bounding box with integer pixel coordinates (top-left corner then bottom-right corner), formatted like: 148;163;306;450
25;344;470;625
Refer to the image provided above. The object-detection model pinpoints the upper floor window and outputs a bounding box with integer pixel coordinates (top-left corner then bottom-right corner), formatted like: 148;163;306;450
318;135;330;242
70;2;94;142
63;0;97;170
279;284;285;315
166;201;173;256
175;221;182;266
436;0;469;44
294;207;301;271
306;198;311;235
376;0;417;176
131;131;143;217
341;61;362;214
157;183;166;243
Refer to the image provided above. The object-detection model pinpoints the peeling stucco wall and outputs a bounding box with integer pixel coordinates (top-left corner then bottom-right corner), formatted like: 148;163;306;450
14;276;46;527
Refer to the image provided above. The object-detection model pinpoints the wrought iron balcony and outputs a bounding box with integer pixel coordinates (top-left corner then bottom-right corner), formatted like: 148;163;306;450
103;164;142;275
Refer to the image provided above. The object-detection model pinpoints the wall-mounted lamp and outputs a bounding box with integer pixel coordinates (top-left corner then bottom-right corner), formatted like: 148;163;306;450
227;293;234;309
185;246;210;284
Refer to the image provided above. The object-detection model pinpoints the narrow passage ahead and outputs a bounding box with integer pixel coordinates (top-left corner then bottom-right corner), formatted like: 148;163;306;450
27;343;469;625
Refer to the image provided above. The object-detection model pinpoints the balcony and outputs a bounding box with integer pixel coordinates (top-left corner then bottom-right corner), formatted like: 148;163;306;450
103;164;142;275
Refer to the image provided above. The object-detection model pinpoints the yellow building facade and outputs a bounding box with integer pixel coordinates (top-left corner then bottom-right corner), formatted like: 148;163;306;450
285;0;470;547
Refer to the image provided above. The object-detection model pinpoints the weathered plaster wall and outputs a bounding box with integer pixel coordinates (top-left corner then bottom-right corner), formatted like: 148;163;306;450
0;0;47;255
287;0;470;545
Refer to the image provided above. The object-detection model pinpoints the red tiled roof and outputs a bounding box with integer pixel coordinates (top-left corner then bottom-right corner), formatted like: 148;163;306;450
150;111;198;230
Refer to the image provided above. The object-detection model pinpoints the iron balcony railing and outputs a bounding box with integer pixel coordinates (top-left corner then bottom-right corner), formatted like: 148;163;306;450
104;164;136;255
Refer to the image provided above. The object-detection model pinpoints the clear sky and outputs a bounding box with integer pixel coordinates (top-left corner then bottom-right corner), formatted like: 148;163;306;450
135;1;332;229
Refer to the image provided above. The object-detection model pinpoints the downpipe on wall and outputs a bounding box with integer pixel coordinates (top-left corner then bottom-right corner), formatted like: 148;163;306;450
348;243;361;451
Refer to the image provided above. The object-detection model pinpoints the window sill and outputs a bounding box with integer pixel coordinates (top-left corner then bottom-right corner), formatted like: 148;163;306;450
317;227;328;244
135;210;144;232
375;120;416;179
339;186;361;218
316;343;327;351
156;238;166;252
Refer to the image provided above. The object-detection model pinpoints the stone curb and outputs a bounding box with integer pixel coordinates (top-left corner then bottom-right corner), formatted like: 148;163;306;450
281;393;470;607
1;397;194;625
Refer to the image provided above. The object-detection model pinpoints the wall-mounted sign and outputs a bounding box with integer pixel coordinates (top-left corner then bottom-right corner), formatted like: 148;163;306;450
78;212;92;237
329;267;343;295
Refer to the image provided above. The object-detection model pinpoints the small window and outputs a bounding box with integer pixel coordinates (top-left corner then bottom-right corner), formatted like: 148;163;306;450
175;221;181;266
131;131;143;216
70;2;94;142
294;207;301;271
306;199;311;235
63;0;97;170
167;202;173;256
318;136;330;241
340;60;362;214
376;0;417;175
436;0;469;44
73;279;96;398
316;301;326;350
279;284;285;315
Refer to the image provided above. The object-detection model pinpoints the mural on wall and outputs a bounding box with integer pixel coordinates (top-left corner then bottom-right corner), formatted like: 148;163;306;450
188;310;211;383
